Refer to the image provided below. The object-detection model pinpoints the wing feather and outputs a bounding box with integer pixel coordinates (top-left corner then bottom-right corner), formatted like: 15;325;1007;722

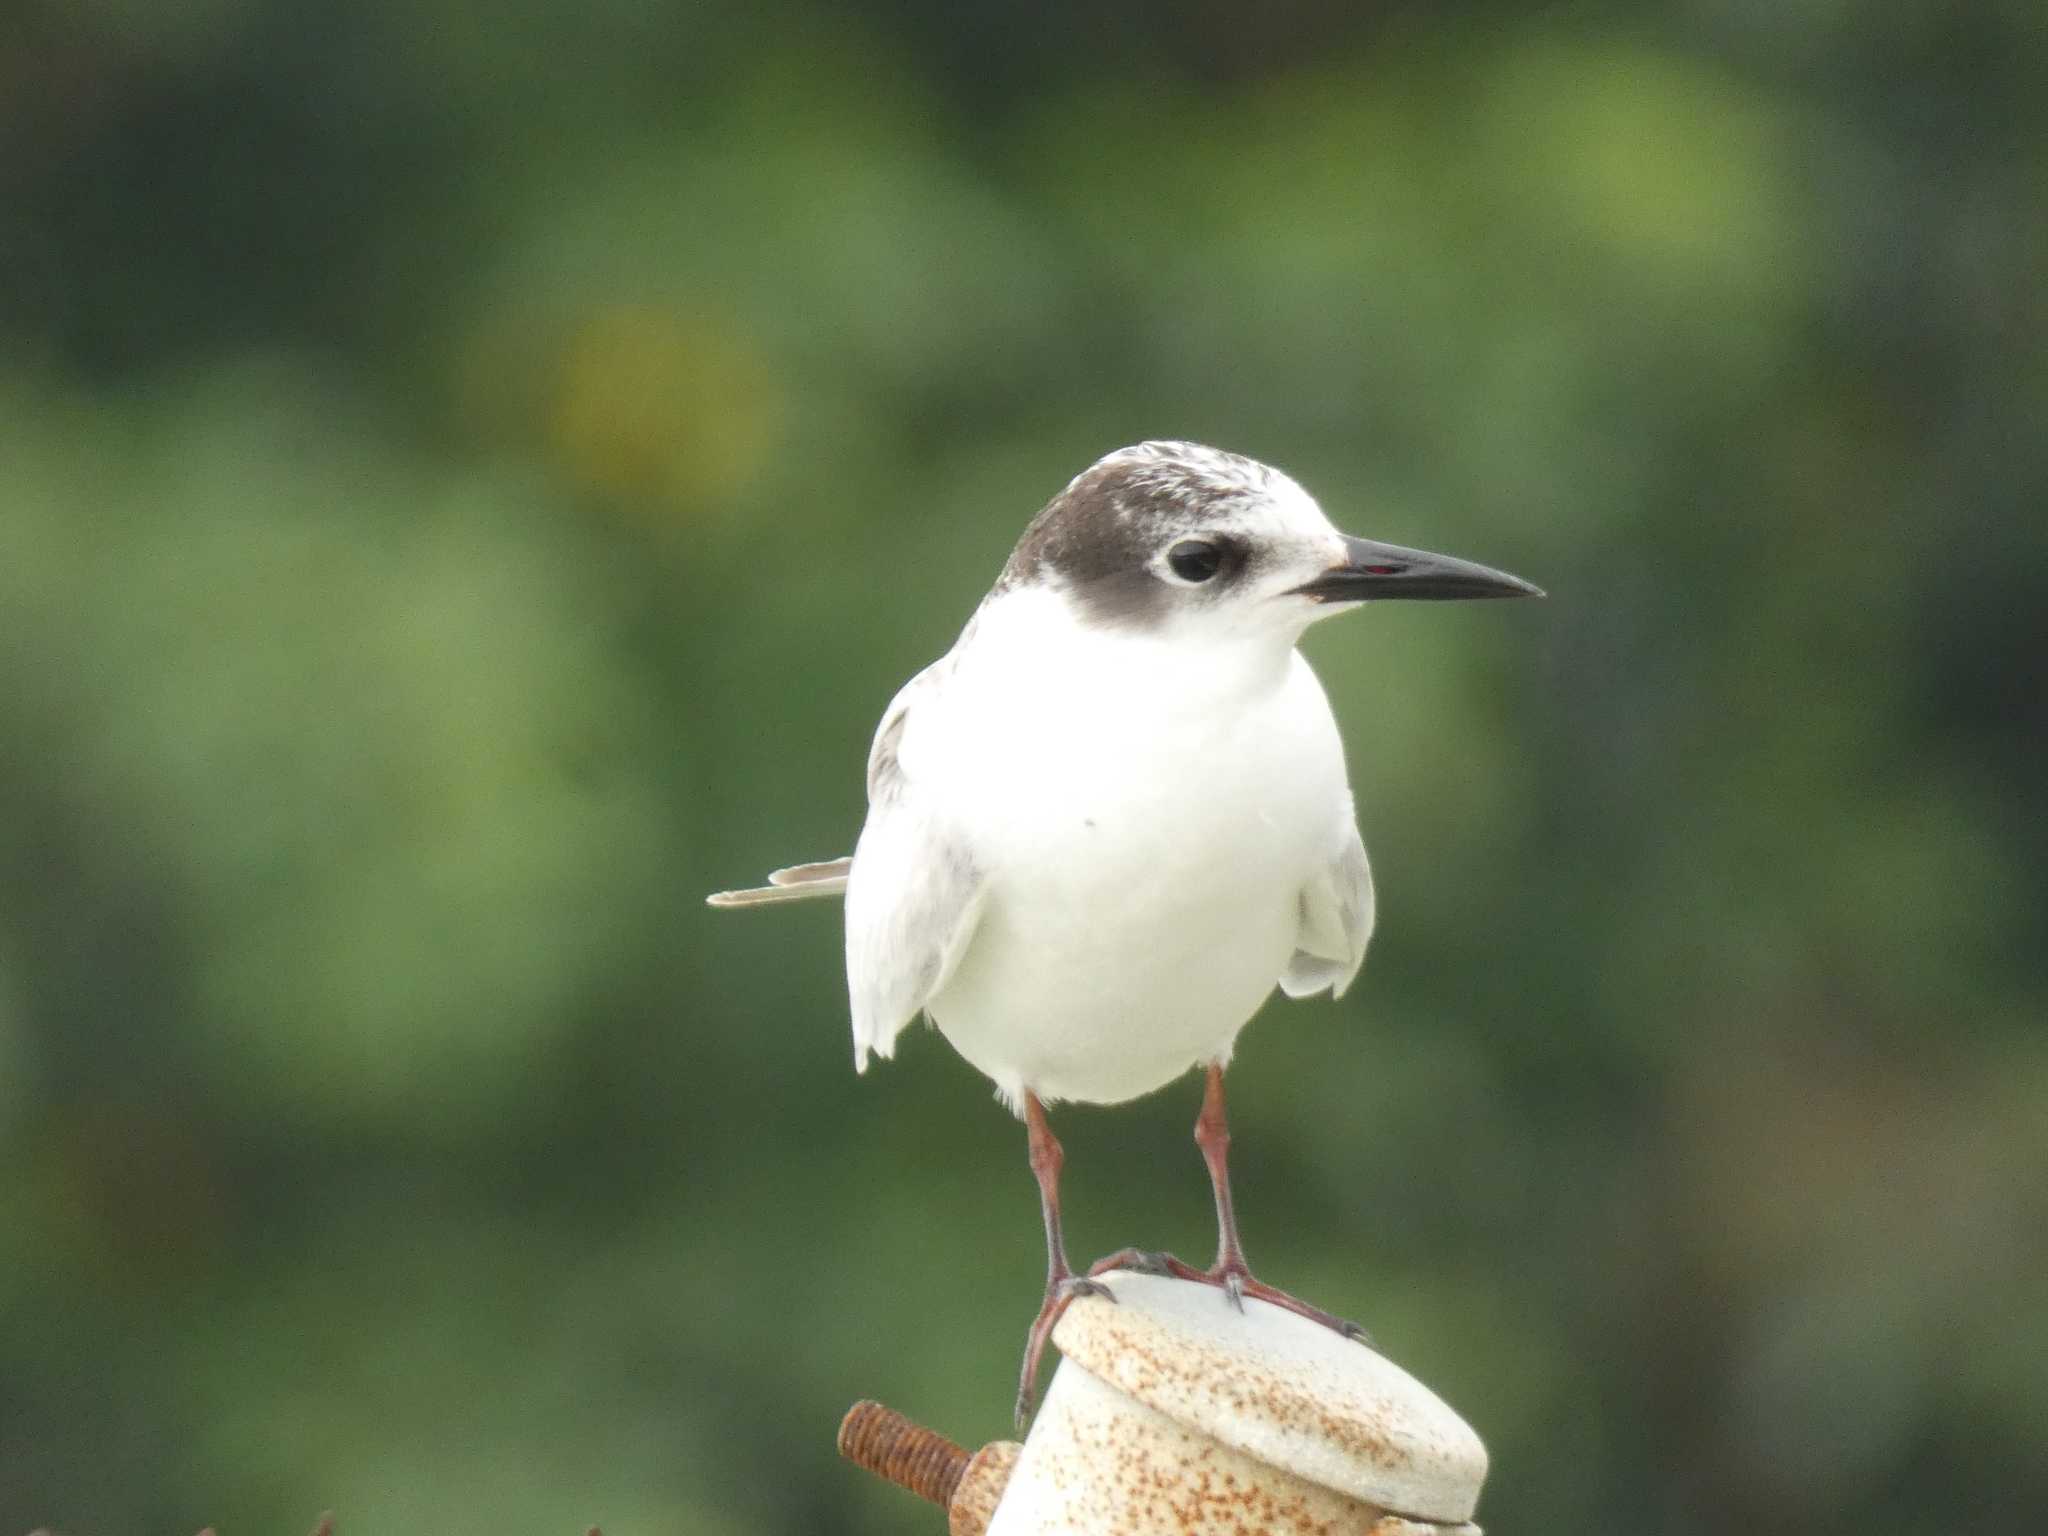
1280;809;1375;999
844;662;984;1070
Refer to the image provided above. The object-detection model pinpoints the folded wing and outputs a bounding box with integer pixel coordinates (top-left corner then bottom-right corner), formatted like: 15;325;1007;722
844;662;985;1070
1280;809;1375;999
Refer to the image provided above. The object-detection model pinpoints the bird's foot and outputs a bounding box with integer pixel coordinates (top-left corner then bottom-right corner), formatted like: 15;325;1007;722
1093;1249;1373;1346
1085;1246;1197;1280
1206;1261;1374;1345
1015;1274;1116;1429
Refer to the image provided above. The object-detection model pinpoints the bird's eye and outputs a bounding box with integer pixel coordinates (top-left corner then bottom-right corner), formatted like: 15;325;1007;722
1167;539;1223;583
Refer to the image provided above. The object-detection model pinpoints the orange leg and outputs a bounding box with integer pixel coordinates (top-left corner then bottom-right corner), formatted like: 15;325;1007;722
1091;1064;1370;1342
1014;1093;1114;1427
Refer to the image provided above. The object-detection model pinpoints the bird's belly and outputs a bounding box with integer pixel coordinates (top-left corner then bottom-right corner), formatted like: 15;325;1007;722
927;799;1315;1108
912;641;1348;1108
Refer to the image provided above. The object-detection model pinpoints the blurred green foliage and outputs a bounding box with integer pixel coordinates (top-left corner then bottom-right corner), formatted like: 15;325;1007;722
3;1;2044;1532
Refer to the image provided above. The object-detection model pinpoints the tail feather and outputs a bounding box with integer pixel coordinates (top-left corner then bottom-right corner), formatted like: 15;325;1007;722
769;857;853;887
706;856;851;909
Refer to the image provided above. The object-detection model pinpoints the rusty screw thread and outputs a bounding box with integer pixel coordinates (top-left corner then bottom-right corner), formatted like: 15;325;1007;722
838;1399;971;1508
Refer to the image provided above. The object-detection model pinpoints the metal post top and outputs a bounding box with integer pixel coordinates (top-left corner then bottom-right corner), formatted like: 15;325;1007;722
1051;1272;1488;1525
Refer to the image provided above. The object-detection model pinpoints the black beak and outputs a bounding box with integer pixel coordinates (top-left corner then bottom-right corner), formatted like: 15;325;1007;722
1292;534;1544;603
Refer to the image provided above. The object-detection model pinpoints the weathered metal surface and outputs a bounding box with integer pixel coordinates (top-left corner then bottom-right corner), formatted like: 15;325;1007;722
838;1399;971;1508
949;1441;1024;1536
985;1271;1487;1535
837;1398;1023;1536
988;1363;1400;1534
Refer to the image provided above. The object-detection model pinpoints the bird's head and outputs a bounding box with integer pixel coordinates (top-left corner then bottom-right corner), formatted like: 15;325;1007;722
1000;441;1541;645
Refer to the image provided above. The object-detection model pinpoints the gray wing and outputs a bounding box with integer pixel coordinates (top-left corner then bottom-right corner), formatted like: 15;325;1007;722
1280;808;1376;999
844;662;985;1071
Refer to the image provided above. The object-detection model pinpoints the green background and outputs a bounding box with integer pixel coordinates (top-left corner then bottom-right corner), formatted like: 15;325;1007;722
3;2;2043;1532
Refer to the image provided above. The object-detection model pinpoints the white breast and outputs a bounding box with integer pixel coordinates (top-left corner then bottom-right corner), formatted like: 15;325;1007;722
907;587;1352;1107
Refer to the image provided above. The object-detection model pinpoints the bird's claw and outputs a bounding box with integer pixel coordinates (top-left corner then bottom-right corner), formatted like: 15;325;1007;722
1087;1249;1365;1341
1086;1246;1177;1278
1225;1272;1375;1348
1059;1274;1116;1306
1220;1269;1246;1312
1125;1258;1375;1348
1015;1274;1118;1429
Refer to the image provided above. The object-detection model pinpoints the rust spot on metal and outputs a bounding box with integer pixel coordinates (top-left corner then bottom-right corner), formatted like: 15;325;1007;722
840;1277;1482;1534
949;1440;1023;1536
1048;1275;1486;1522
838;1399;971;1508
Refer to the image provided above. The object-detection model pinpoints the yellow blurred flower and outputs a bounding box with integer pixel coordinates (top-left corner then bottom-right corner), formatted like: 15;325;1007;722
546;303;780;517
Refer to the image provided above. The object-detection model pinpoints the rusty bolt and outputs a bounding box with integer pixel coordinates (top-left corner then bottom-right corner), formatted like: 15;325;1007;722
838;1399;971;1508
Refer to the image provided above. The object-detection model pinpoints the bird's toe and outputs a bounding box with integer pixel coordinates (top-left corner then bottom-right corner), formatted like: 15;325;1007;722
1086;1246;1178;1278
1338;1319;1377;1348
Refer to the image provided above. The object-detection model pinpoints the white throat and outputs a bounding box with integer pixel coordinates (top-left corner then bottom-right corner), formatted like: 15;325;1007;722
957;581;1308;724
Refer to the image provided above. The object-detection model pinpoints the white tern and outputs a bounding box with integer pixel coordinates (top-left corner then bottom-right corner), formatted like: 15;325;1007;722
710;441;1540;1422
